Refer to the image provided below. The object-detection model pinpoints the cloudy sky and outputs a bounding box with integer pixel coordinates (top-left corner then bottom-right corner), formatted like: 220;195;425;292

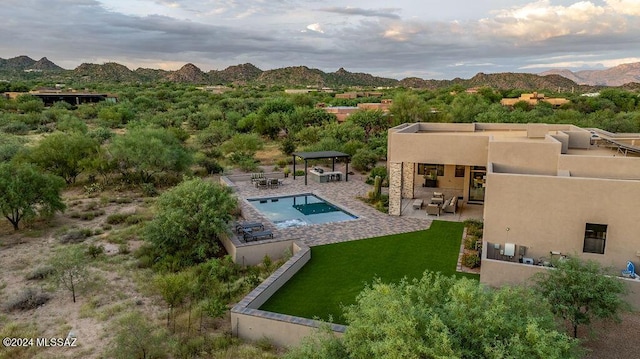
2;0;640;79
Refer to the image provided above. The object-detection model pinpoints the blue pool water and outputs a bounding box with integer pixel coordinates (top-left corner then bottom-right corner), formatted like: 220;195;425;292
247;193;358;229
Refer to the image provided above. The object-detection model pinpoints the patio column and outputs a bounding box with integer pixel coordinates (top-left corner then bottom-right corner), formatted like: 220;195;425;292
388;162;403;216
402;162;415;199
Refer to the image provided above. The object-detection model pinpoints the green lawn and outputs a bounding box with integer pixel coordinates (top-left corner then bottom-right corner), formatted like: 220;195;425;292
259;220;479;324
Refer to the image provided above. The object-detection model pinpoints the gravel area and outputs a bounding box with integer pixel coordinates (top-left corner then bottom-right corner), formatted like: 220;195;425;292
582;312;640;358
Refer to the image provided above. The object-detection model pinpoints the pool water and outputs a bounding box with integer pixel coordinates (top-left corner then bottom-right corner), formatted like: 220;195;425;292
247;193;357;229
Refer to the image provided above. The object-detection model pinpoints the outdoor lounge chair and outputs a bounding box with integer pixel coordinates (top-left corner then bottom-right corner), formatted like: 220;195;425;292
622;261;637;278
235;221;264;234
426;203;440;216
243;230;274;242
268;178;279;188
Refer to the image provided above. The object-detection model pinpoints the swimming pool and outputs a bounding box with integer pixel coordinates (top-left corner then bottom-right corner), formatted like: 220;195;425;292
247;193;358;229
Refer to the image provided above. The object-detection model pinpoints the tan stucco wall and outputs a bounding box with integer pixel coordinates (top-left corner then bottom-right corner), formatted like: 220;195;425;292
388;132;489;166
558;155;640;179
221;237;297;266
484;172;640;269
488;140;561;175
480;259;640;310
231;312;343;347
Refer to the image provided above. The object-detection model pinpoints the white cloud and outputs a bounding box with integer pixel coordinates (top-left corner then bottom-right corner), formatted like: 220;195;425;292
605;0;640;16
306;23;324;33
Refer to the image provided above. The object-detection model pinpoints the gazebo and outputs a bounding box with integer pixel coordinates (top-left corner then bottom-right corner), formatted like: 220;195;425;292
291;151;351;185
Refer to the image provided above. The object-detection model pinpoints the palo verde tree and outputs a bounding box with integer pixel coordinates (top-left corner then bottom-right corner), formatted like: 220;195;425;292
144;177;238;268
50;245;89;303
26;131;100;184
0;162;66;230
109;127;192;184
534;256;629;338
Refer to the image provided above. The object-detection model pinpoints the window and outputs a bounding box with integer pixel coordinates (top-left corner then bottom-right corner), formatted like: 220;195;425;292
417;163;444;176
583;223;607;254
455;165;465;178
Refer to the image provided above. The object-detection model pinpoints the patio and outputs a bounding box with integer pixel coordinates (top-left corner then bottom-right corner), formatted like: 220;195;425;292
225;172;433;247
399;186;484;222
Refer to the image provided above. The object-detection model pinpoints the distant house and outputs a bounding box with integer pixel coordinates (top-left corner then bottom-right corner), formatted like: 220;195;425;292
500;92;569;108
4;90;118;106
318;99;392;122
335;91;383;99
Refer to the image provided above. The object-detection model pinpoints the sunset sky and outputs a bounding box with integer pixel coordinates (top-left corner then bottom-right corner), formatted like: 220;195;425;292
2;0;640;79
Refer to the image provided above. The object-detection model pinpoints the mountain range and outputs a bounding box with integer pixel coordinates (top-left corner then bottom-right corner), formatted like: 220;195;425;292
1;55;639;89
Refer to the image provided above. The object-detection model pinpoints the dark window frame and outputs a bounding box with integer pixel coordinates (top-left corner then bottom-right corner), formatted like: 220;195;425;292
417;163;444;176
455;165;465;178
583;223;607;254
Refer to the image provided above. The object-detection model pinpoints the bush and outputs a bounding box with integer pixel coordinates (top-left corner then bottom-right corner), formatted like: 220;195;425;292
3;287;51;311
462;251;481;268
366;166;388;185
141;183;158;197
26;266;56;280
87;244;105;259
59;228;93;243
351;148;378;172
464;236;479;250
294;169;306;176
106;213;130;225
2;121;29;134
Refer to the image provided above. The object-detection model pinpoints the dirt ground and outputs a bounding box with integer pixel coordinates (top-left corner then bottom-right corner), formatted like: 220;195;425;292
0;188;165;359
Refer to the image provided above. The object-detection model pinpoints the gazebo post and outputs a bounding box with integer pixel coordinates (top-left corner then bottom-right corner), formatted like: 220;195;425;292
292;154;296;180
304;160;308;185
346;160;349;182
332;157;335;171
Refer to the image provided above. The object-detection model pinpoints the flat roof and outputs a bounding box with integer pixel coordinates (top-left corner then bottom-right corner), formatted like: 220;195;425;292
293;151;351;159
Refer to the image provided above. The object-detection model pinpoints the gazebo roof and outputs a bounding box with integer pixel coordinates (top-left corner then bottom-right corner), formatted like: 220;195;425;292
292;151;351;160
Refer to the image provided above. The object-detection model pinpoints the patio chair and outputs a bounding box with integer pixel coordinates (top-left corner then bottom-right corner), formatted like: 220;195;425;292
256;178;268;189
243;230;274;242
622;261;637;278
268;178;279;188
235;221;264;233
426;203;440;216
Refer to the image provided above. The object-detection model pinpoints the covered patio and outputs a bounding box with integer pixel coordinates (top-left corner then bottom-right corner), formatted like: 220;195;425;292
292;151;351;185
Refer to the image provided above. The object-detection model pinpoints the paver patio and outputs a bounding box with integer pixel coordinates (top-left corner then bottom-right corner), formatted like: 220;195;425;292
230;174;433;246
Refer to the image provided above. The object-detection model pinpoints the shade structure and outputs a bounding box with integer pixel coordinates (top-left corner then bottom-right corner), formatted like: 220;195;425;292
291;151;351;185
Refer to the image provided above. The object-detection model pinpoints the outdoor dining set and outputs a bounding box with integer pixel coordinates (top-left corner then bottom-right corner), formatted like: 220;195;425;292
251;173;282;189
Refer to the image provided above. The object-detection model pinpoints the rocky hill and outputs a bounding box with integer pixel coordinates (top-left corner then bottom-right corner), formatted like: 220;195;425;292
2;54;634;91
541;62;640;86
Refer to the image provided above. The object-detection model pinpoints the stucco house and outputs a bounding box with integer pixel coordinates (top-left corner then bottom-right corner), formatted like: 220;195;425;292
387;122;640;308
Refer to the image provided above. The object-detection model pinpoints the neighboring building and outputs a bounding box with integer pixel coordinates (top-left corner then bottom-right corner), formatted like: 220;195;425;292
198;85;233;94
335;91;383;99
318;99;392;122
4;90;117;106
387;122;640;308
500;92;570;108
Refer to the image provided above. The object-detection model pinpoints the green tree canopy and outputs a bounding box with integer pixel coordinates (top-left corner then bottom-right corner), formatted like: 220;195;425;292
109;127;192;183
27;131;99;184
144;177;237;268
0;162;66;230
534;256;629;338
287;272;579;359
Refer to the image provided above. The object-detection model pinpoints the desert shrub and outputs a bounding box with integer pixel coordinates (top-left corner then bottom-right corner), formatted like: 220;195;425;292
464;236;479;250
106;213;130;225
78;210;105;221
462;251;481;268
3;287;51;311
113;197;133;204
141;183;158;197
125;214;145;225
87;244;105;259
276;159;288;168
84;183;104;195
26;266;56;280
467;226;483;238
366;165;388;185
351;148;379;172
118;243;130;255
2;121;29;134
294;170;306;176
59;228;93;243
